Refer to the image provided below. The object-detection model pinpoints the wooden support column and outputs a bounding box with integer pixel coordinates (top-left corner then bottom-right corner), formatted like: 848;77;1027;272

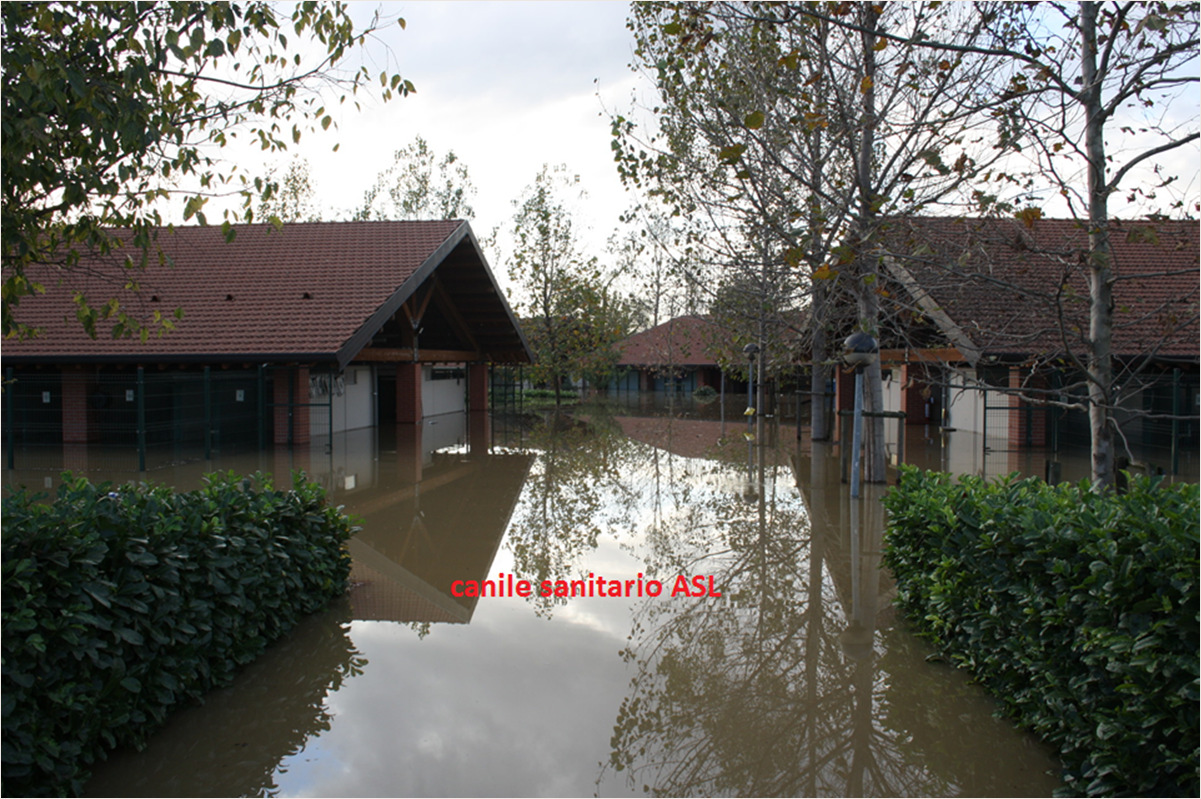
397;362;423;424
833;367;856;444
834;367;856;412
468;363;489;412
396;421;423;484
468;410;490;456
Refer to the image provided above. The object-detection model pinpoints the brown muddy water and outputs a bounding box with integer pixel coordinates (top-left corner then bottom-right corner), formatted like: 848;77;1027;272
4;403;1075;797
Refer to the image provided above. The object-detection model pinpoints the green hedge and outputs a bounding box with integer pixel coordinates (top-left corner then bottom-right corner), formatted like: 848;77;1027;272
1;472;358;797
882;466;1199;796
522;388;580;400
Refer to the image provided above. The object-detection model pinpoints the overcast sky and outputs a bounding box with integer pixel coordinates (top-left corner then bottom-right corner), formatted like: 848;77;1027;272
248;0;1198;283
282;1;642;263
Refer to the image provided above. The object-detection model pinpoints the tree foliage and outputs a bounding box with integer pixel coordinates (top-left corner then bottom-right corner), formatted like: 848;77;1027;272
618;1;1199;487
256;157;321;224
618;1;1018;475
978;1;1199;488
1;1;412;339
505;165;631;401
353;135;476;221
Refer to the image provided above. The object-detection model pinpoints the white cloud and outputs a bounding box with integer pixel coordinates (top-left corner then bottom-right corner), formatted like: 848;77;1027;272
269;0;643;276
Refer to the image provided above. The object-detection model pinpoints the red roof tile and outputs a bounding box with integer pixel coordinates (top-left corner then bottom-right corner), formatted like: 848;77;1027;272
3;220;529;366
618;315;728;367
882;217;1199;360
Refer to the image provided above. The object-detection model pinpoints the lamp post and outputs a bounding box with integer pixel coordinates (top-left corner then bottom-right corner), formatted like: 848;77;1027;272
743;342;760;440
843;332;878;499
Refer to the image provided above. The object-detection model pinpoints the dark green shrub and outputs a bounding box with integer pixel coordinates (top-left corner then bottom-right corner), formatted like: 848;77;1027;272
883;466;1199;796
1;471;358;797
692;385;718;403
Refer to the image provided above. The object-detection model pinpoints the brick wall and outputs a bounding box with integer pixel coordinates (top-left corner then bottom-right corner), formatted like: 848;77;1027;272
273;367;311;445
1008;367;1048;449
61;372;97;443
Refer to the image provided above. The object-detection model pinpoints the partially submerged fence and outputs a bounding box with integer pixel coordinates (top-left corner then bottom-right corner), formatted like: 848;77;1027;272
3;366;334;472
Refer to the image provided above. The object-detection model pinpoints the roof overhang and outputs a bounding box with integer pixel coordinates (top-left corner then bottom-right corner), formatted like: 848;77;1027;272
336;222;532;370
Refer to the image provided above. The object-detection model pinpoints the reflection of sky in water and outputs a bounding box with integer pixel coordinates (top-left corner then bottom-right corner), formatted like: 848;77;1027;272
77;417;1064;797
320;508;654;794
282;584;640;796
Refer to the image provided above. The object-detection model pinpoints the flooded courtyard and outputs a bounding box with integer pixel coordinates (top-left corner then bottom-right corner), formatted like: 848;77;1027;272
4;400;1084;797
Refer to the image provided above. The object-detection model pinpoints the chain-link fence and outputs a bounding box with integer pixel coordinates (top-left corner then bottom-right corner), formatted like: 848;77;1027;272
3;366;334;472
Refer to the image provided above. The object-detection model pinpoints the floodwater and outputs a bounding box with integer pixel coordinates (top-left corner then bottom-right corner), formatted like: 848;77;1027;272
4;401;1071;797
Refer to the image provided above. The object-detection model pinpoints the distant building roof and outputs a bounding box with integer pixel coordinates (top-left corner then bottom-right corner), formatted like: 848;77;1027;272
618;315;728;367
882;217;1199;363
4;220;531;368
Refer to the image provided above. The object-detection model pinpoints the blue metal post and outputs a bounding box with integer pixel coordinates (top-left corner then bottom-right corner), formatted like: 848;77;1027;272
851;369;864;499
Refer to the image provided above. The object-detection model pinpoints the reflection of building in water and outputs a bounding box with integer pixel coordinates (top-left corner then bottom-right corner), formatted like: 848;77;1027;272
603;426;1060;797
340;423;533;625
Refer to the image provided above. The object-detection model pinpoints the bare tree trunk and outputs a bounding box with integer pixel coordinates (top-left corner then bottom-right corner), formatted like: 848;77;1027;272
1080;1;1115;490
857;288;888;483
808;99;830;442
810;277;830;441
855;3;888;483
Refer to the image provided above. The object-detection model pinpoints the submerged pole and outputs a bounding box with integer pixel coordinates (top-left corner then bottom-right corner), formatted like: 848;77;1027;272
851;369;864;499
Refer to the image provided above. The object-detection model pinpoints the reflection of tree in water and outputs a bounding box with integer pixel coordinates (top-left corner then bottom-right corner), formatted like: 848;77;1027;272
503;413;1056;796
505;412;639;616
84;600;364;798
601;434;955;798
873;625;1060;795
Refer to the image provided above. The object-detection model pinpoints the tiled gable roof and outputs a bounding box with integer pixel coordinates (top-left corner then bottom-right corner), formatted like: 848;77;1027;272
881;217;1199;361
618;315;726;367
3;220;530;366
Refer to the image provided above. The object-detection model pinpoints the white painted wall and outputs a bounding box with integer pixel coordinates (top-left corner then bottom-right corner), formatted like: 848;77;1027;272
945;367;998;438
422;365;467;416
310;366;376;436
881;369;902;416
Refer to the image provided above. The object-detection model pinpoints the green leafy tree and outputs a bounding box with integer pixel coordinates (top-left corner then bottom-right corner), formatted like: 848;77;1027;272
505;165;627;403
617;2;1018;476
975;1;1200;488
256;157;321;224
353;135;476;221
804;1;1199;488
2;1;412;339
